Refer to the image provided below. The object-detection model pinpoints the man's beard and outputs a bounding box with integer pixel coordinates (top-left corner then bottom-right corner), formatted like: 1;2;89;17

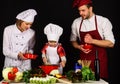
82;15;90;19
82;12;90;19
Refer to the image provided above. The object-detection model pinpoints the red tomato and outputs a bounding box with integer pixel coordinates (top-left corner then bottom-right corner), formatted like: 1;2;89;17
83;44;93;50
12;67;18;73
8;72;16;80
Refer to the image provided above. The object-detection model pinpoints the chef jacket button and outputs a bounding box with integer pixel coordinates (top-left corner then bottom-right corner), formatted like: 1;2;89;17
16;36;18;37
22;36;24;38
21;44;23;46
16;43;18;45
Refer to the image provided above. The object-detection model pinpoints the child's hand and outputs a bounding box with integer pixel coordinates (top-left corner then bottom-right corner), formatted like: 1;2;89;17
60;61;66;67
42;57;47;64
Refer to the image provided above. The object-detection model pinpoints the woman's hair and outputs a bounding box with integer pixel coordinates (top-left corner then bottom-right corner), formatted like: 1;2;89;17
16;19;24;27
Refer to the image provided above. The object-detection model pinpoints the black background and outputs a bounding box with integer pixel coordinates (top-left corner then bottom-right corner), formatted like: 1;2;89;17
0;0;119;84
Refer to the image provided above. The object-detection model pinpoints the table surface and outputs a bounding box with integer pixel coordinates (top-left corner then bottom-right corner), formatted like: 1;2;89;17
0;79;109;84
57;78;109;84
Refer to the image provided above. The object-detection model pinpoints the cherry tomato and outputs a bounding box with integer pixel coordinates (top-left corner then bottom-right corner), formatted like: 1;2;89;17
12;67;18;74
83;44;93;50
8;72;16;80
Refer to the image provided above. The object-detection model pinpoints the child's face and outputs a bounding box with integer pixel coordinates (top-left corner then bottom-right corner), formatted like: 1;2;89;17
48;41;57;47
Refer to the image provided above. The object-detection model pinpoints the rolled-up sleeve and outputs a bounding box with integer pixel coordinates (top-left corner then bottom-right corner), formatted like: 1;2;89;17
102;18;115;44
70;19;79;41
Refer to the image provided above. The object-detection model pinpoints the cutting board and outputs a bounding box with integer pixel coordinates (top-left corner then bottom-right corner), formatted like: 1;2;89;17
57;78;72;84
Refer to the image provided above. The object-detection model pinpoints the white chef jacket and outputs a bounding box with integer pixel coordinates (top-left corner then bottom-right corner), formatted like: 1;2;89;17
70;14;115;44
3;24;35;72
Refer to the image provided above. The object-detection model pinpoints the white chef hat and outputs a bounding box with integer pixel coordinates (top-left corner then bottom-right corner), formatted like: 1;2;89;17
16;9;37;22
44;23;63;42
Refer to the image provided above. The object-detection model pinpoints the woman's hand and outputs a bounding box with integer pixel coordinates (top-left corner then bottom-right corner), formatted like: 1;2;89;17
18;52;28;60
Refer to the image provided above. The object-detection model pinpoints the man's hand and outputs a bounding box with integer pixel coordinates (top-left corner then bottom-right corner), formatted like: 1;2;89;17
84;33;93;44
81;45;92;54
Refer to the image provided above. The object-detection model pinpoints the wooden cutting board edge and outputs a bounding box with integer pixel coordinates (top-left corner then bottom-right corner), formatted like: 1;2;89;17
57;78;72;84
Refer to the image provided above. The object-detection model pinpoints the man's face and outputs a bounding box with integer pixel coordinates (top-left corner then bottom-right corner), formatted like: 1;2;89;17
78;5;92;19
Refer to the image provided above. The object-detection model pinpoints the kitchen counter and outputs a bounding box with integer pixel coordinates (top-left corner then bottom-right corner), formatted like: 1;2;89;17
0;79;109;84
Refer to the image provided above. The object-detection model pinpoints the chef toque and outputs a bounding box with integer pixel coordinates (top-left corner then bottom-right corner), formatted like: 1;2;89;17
16;9;37;22
73;0;92;8
44;23;63;42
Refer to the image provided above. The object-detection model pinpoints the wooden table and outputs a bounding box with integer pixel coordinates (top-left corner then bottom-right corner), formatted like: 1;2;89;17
57;78;109;84
0;79;109;84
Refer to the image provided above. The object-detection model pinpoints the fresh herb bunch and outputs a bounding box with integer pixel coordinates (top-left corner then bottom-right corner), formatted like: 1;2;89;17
81;66;95;81
22;70;31;83
65;60;95;83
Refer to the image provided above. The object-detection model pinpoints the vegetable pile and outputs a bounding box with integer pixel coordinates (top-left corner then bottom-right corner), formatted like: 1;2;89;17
22;68;45;83
66;60;95;83
2;67;23;82
22;68;61;83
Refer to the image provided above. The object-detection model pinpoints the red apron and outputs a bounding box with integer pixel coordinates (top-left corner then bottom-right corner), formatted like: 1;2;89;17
79;15;108;79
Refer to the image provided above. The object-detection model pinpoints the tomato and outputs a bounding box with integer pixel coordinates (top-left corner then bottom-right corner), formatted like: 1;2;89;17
8;72;16;80
83;44;93;50
12;67;18;74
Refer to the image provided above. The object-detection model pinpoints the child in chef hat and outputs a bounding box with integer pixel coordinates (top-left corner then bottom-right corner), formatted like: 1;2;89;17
41;23;67;74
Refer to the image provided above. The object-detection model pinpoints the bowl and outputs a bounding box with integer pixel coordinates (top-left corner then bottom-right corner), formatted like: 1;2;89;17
83;44;93;50
24;53;38;59
39;65;59;74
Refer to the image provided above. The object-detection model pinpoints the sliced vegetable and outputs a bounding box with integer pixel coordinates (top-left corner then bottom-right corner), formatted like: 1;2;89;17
50;69;59;76
14;72;23;82
2;67;23;82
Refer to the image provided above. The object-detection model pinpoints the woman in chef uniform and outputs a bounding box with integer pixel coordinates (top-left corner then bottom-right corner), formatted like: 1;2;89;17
41;23;67;74
3;9;37;72
70;0;115;81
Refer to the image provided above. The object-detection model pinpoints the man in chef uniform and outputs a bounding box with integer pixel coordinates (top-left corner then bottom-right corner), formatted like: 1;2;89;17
41;23;67;74
3;9;37;72
70;0;115;81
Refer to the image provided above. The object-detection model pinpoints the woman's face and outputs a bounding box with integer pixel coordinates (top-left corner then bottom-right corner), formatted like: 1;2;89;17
18;21;33;32
48;41;57;47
